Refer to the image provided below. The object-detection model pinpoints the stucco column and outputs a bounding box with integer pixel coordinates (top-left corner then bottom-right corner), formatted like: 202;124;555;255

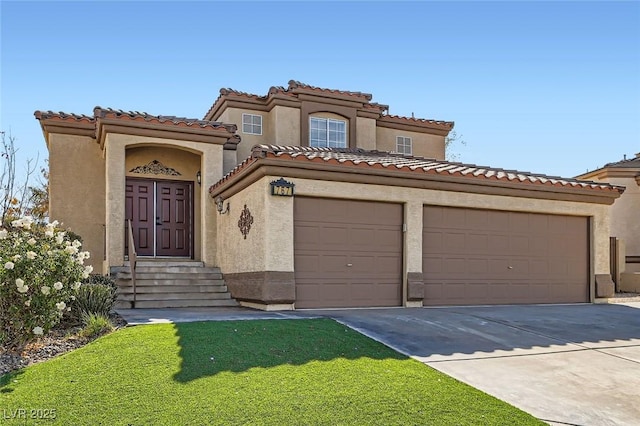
405;200;424;306
104;137;126;269
592;205;614;298
200;144;224;266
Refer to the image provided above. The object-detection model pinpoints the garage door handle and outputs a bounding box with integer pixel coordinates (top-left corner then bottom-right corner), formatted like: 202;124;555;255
346;263;353;267
508;266;513;269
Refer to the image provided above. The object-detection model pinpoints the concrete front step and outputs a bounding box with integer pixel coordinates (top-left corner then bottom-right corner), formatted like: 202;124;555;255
117;284;229;294
125;299;239;309
114;262;237;309
122;266;221;274
125;260;205;268
117;279;226;287
118;272;224;280
117;291;233;301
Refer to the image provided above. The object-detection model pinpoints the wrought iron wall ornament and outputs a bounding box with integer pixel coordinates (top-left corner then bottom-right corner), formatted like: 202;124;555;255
238;204;254;239
129;160;182;176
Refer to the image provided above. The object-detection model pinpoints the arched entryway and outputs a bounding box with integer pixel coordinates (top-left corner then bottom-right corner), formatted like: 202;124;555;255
125;146;201;259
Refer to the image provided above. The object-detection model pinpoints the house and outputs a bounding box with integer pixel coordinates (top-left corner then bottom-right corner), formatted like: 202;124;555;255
577;154;640;292
35;80;624;310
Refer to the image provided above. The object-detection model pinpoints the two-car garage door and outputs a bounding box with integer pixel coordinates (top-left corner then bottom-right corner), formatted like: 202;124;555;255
293;198;589;308
423;206;589;305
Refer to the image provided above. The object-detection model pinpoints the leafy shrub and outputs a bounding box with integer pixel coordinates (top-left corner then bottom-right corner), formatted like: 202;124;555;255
79;313;113;338
84;273;117;290
71;281;117;320
0;217;92;348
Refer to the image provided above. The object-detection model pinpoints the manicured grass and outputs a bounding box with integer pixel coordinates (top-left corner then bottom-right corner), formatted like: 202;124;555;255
1;319;542;425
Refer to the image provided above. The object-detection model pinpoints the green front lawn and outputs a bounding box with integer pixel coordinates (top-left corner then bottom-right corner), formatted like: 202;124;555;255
1;319;542;425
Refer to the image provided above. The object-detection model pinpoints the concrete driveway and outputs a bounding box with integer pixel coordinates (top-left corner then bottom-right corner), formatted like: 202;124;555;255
313;303;640;426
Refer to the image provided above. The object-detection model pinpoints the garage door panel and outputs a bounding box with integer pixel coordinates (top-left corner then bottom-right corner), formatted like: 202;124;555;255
295;198;402;309
509;235;529;252
320;226;349;246
466;234;489;252
443;233;466;252
488;235;509;252
424;206;588;306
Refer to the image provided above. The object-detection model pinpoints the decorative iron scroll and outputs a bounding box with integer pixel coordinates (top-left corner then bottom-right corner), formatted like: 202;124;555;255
238;204;254;239
129;160;181;176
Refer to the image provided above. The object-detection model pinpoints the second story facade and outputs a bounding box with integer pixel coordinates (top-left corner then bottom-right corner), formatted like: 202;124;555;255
204;80;454;170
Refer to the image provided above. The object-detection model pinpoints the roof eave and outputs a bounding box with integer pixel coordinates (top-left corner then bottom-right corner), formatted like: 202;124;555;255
210;157;623;205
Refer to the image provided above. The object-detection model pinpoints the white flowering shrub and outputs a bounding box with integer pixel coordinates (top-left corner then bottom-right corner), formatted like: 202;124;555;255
0;216;92;348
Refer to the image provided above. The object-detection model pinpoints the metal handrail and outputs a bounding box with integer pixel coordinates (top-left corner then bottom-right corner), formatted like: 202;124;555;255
127;219;137;308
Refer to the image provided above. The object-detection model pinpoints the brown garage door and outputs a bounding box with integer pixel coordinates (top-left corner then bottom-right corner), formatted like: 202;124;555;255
423;206;588;306
294;198;403;308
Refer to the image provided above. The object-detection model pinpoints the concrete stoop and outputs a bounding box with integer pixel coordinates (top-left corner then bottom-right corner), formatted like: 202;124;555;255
112;260;239;309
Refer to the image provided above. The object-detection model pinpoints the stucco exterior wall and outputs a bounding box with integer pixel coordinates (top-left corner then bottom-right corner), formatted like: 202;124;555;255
224;176;611;304
104;134;223;269
376;127;445;159
48;133;106;273
600;176;639;257
273;106;300;146
356;117;377;151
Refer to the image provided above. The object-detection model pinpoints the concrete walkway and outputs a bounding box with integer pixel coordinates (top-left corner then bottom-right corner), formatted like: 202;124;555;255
117;303;640;425
117;307;312;325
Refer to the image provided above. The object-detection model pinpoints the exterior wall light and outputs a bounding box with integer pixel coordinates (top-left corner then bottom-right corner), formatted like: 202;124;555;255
196;171;202;186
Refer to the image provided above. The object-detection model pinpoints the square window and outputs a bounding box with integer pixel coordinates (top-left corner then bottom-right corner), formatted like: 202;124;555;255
242;113;262;135
396;136;412;155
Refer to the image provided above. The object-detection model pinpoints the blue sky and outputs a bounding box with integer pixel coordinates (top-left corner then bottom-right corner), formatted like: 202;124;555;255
2;1;639;182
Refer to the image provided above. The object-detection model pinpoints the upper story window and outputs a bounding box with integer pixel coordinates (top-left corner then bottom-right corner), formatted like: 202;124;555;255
396;136;412;155
310;117;347;148
242;113;262;135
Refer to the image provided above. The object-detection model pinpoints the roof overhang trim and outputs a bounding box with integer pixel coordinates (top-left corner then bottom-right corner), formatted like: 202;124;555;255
210;157;623;205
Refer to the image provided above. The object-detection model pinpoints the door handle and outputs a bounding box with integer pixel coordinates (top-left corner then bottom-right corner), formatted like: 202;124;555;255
156;217;162;226
346;263;353;267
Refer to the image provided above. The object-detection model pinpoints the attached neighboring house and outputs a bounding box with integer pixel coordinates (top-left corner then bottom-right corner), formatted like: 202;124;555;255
35;80;624;310
577;154;640;291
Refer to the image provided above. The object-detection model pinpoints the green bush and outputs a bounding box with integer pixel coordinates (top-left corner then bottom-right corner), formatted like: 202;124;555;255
79;312;113;338
84;273;117;290
71;281;117;320
0;217;92;348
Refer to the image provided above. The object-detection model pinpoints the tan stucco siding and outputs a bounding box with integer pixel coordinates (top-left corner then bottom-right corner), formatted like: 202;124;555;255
356;117;376;150
104;134;223;268
216;176;295;275
48;133;106;273
601;176;640;256
376;127;445;159
273;106;300;147
216;179;267;273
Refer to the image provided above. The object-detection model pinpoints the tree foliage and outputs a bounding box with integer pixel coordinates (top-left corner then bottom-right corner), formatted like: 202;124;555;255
444;130;466;162
0;131;47;225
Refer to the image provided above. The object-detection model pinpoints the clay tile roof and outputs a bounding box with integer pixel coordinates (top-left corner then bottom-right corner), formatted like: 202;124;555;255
603;154;640;169
94;106;236;133
287;80;373;101
379;114;454;130
211;145;624;194
34;110;96;123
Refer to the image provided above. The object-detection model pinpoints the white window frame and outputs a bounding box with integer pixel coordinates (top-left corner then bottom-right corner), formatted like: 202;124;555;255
242;113;262;135
309;117;347;148
396;136;412;155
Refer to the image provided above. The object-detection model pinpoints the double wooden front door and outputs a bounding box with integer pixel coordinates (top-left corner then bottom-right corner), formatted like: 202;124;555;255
125;178;193;257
